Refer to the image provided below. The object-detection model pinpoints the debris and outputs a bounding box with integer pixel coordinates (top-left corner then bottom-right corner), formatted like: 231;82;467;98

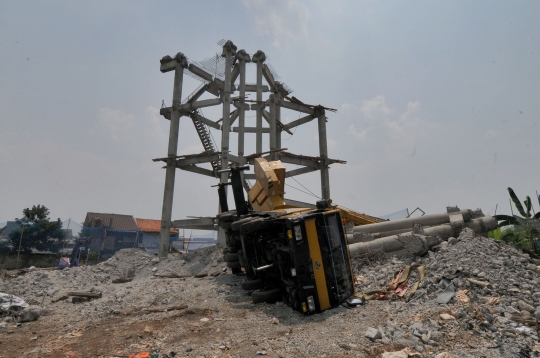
51;295;68;303
516;326;533;335
434;353;451;358
152;273;188;279
439;313;455;320
72;297;89;304
256;351;267;355
67;292;102;299
466;278;493;289
365;327;382;340
125;304;188;316
0;292;28;310
270;317;279;324
485;297;500;305
381;347;421;357
19;305;41;322
112;277;133;284
455;290;469;304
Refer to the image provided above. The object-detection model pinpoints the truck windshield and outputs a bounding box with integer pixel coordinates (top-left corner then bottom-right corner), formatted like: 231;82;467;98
317;213;354;304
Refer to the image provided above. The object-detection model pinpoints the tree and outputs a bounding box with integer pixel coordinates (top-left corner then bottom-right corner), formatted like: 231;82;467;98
8;205;65;254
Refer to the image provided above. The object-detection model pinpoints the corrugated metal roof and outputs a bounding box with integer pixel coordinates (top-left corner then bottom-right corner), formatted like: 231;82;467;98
136;218;178;234
84;212;139;231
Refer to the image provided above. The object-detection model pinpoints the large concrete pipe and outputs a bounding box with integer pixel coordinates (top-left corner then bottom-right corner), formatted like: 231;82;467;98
352;209;473;235
347;216;498;256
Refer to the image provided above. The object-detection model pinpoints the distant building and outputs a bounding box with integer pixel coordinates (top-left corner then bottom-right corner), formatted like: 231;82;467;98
83;212;139;259
135;218;179;239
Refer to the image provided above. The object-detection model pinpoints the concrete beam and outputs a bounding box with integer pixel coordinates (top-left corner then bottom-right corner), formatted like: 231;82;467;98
178;164;215;178
286;166;318;177
231;63;240;84
172;217;216;230
262;64;276;88
277;99;315;115
227;153;246;165
245;84;270;92
280;154;319;169
175;153;220;166
232;127;270;133
188;63;213;82
192;113;221;130
178;98;222;112
229;109;240;127
282;114;315;130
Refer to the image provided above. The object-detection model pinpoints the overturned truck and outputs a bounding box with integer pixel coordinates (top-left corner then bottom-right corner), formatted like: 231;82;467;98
216;158;497;314
217;158;360;314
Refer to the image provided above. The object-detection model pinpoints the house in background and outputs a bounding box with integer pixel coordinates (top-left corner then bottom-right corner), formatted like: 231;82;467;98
135;218;179;239
135;218;180;254
84;212;139;259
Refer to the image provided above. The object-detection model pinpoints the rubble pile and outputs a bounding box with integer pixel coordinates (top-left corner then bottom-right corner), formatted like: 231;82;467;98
1;229;540;357
355;228;540;357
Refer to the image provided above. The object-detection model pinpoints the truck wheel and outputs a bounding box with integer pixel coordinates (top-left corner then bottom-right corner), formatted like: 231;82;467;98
252;288;282;304
241;279;262;290
226;260;241;269
225;253;239;262
240;218;271;234
231;217;256;231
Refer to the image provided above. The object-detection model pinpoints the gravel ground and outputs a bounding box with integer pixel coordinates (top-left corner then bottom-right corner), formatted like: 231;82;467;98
1;229;540;357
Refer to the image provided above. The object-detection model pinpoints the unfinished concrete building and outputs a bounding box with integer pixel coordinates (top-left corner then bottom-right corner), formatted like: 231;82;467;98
154;40;344;258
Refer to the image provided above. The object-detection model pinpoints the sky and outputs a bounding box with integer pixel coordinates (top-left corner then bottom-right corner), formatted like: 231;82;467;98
1;0;539;226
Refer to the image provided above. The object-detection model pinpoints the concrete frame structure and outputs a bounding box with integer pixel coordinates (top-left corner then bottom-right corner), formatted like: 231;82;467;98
154;41;344;258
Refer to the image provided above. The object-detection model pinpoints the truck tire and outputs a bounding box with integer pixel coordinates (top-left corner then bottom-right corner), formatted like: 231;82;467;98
226;260;241;269
252;288;282;304
231;216;257;231
240;218;271;234
241;279;262;290
225;253;239;262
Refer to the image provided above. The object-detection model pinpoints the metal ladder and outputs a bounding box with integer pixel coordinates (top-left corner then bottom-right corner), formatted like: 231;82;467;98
190;110;220;175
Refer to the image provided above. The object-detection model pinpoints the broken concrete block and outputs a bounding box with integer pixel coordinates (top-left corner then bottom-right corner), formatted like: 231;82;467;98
365;327;382;340
518;300;535;313
19;305;41;322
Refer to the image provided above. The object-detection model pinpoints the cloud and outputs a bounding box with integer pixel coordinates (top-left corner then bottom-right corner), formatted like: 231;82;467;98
99;108;135;141
360;95;393;120
348;124;367;141
243;0;310;47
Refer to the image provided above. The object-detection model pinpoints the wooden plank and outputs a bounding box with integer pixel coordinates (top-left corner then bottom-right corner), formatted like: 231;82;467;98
68;292;102;298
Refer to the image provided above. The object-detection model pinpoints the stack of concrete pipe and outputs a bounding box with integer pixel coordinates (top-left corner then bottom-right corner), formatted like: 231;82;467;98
347;207;498;257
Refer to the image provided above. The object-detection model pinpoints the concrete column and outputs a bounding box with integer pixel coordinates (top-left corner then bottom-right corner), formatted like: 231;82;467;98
159;52;187;259
275;92;282;155
269;94;277;157
252;50;266;154
317;108;330;199
220;41;236;184
236;50;249;157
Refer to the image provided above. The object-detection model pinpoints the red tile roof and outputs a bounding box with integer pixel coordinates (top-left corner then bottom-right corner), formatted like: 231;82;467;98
136;218;179;235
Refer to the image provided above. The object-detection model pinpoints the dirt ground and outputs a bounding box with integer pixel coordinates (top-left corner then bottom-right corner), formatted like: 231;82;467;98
2;233;540;358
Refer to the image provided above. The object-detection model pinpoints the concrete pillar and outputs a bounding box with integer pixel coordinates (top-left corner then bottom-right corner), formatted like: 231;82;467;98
252;50;266;154
236;50;249;157
317;108;330;199
275;92;282;155
353;210;473;235
219;41;236;184
269;94;277;156
159;52;187;259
